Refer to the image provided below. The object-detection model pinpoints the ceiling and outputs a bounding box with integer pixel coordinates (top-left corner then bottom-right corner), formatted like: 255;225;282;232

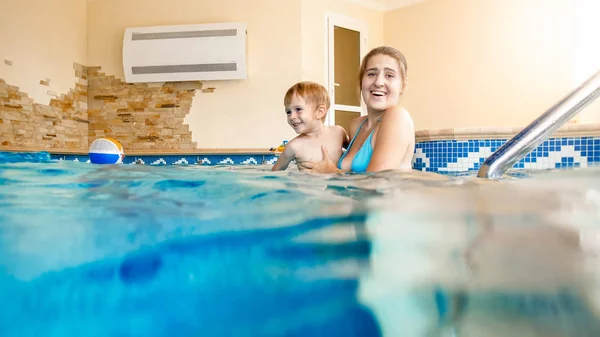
86;0;427;11
346;0;427;11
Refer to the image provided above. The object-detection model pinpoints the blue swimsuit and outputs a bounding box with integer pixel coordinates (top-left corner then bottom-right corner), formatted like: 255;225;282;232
337;118;377;173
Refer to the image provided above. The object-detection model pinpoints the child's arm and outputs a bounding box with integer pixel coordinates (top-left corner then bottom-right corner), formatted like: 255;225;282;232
271;143;296;171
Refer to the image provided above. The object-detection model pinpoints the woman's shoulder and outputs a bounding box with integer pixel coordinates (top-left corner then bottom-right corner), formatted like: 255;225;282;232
385;106;412;118
383;106;414;129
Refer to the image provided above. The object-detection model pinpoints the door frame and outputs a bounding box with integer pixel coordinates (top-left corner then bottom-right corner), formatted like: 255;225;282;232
324;13;369;126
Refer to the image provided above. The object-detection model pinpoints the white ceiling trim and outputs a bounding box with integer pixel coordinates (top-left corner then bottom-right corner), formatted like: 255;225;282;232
346;0;427;11
384;0;427;11
86;0;426;11
345;0;387;11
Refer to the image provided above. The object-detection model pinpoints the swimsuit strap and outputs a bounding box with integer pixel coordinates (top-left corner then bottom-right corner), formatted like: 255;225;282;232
349;120;379;173
347;118;369;150
338;118;369;169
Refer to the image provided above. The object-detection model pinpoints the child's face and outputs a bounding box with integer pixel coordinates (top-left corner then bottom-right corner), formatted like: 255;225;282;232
361;54;404;113
285;94;322;134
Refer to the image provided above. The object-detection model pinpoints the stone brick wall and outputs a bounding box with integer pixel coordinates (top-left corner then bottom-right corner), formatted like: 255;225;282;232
87;67;199;151
0;65;88;150
0;63;201;152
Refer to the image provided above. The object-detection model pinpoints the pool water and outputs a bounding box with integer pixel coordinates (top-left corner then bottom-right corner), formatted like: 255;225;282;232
1;153;600;336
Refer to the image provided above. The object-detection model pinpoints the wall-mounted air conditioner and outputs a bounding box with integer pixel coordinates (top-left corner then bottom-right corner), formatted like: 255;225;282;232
122;22;247;83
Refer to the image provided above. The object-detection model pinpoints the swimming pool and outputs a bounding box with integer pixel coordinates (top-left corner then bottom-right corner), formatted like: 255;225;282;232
1;152;600;336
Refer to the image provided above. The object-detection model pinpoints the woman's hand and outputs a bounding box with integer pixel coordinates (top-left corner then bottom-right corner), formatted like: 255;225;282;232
302;145;343;174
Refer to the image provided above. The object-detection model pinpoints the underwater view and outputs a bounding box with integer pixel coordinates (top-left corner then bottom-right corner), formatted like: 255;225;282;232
1;153;600;336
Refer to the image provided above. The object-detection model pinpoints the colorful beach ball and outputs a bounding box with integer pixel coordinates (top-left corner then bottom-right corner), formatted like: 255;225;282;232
89;138;125;164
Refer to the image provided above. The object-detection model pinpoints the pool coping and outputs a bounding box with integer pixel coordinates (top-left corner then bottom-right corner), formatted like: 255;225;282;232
1;123;599;156
0;146;276;156
416;123;600;141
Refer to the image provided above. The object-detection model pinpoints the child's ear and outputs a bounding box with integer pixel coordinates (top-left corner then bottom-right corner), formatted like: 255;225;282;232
316;105;327;120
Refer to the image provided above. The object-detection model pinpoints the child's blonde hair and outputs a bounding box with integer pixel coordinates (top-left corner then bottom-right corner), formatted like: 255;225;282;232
284;81;330;121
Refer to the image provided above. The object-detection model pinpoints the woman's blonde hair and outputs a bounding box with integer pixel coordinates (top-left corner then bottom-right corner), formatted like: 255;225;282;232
358;46;408;93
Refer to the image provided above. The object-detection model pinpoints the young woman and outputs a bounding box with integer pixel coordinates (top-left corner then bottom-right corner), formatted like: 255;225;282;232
306;46;415;173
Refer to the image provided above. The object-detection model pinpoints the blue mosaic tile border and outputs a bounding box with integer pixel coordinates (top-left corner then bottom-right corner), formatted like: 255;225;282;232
413;136;600;172
45;136;600;172
51;154;280;166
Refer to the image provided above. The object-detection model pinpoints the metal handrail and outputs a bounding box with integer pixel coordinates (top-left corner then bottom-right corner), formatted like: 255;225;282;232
477;70;600;179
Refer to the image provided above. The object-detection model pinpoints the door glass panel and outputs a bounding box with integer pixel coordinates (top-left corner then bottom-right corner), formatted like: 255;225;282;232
334;26;361;107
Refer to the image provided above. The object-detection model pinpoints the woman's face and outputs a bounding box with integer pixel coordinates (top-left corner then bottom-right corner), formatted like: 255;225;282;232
361;54;404;113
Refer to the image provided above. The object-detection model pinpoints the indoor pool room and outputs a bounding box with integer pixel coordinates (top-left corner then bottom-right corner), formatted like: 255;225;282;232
2;0;600;336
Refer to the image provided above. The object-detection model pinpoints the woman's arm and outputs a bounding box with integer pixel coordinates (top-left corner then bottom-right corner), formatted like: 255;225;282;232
366;107;415;172
339;126;350;149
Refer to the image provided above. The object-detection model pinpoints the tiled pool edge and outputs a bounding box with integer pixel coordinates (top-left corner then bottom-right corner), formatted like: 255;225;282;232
40;135;600;172
414;124;600;172
413;136;600;172
51;153;280;166
4;122;600;172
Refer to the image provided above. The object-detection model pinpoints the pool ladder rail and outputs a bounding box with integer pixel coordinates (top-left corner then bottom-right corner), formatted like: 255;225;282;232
477;69;600;179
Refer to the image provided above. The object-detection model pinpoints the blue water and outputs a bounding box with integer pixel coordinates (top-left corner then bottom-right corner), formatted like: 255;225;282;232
1;152;600;336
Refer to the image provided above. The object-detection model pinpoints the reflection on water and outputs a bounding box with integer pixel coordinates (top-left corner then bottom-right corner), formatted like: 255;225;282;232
355;167;600;336
0;158;600;336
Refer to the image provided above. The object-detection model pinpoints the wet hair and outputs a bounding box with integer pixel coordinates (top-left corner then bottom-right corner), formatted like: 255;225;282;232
284;81;330;120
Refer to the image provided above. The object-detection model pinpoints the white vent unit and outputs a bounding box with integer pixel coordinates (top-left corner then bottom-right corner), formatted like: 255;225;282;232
122;22;247;83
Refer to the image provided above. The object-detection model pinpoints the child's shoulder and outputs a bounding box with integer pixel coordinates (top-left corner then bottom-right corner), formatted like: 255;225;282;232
285;135;309;150
325;124;347;134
